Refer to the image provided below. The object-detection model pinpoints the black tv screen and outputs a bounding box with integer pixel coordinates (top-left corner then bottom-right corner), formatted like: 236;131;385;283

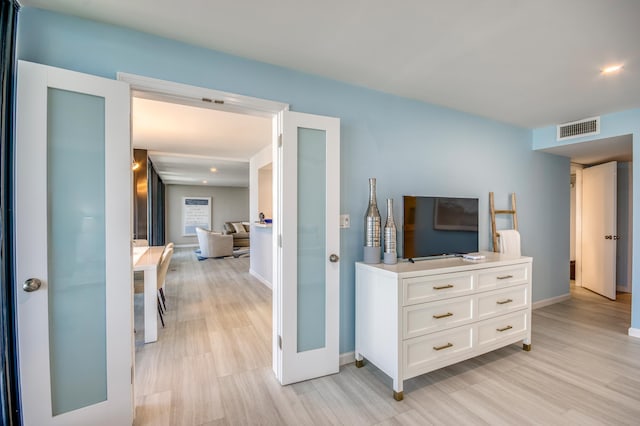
403;196;479;259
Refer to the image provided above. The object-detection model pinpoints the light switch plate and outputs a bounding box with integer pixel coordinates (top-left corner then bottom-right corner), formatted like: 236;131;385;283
340;214;350;228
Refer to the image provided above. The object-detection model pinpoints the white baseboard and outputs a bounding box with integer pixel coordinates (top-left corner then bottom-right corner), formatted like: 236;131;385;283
175;243;199;248
339;351;355;366
249;269;272;290
532;293;571;310
628;328;640;339
617;285;631;293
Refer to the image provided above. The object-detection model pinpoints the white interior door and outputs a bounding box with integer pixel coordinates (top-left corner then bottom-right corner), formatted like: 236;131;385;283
15;61;132;425
582;161;617;300
277;111;340;384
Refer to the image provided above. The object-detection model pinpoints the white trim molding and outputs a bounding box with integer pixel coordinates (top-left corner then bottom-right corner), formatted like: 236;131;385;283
617;285;629;293
339;351;355;366
628;328;640;339
532;293;571;310
117;71;290;385
117;72;289;118
249;269;272;290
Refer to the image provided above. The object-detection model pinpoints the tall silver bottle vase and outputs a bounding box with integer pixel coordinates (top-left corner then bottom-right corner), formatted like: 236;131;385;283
363;178;381;264
383;198;397;264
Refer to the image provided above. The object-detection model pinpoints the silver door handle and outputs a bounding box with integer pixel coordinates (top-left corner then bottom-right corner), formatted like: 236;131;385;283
329;254;339;263
614;235;621;240
23;278;42;292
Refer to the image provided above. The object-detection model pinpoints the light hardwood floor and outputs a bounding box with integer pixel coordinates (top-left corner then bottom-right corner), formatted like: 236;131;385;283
134;249;640;425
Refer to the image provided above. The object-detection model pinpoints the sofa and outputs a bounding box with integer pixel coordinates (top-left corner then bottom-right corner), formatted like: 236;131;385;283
223;221;250;248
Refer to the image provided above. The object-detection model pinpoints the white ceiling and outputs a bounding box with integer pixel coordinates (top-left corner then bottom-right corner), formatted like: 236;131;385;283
22;0;640;129
22;0;639;174
132;97;271;187
145;152;252;187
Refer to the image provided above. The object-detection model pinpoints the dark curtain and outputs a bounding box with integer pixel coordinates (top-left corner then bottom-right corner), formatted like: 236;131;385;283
0;1;20;425
147;159;165;246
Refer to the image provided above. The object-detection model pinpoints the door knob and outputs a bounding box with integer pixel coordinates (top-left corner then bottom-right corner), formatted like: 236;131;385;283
605;235;613;240
614;235;622;240
329;254;340;263
23;278;42;292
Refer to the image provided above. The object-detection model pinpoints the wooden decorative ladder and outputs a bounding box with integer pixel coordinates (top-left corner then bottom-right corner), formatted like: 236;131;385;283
489;192;518;253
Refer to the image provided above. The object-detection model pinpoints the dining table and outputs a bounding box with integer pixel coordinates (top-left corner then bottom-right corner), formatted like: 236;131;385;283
133;245;165;343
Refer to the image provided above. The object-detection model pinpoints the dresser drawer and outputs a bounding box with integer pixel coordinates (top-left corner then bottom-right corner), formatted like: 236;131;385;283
477;311;528;349
403;325;474;378
477;264;529;291
403;271;474;306
477;285;528;320
403;296;474;339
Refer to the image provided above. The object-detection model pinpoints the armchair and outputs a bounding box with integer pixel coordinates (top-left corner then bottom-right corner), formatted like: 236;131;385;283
195;227;234;258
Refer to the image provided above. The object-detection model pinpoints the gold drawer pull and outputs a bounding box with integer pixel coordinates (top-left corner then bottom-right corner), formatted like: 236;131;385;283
433;284;454;290
433;312;453;319
497;275;514;280
496;298;513;305
496;325;513;332
433;342;453;351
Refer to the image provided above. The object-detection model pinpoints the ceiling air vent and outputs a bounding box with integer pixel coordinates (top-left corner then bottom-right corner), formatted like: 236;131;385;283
557;116;600;141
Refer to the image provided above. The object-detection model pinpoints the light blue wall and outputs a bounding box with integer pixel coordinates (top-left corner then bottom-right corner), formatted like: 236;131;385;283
18;7;570;353
534;110;640;331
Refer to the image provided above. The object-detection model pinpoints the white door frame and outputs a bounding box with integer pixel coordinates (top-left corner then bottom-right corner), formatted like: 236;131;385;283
576;161;633;293
116;73;289;377
572;163;584;286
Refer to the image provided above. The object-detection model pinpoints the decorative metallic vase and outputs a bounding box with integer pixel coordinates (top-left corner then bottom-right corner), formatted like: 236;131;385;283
363;178;381;264
383;198;397;264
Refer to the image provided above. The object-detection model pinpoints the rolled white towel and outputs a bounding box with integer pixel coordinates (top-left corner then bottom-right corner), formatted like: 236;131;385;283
498;229;521;256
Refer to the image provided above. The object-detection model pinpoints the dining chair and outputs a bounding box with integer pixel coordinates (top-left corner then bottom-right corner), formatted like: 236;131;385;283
156;246;174;313
157;242;174;309
133;246;174;329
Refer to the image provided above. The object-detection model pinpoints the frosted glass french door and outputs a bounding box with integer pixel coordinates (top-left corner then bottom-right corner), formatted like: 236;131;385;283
278;111;340;384
15;61;132;426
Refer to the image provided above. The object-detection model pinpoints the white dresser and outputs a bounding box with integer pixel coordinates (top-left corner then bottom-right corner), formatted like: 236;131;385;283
355;251;532;400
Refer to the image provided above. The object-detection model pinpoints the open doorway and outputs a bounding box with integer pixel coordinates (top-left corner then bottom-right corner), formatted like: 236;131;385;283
121;73;342;411
572;160;632;299
130;93;273;340
120;73;290;417
543;135;633;299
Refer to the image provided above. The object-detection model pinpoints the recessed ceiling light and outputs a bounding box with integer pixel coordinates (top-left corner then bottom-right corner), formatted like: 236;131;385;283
210;167;217;173
601;64;623;74
202;180;207;184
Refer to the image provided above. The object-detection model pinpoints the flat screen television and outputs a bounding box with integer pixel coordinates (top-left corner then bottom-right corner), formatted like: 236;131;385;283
403;196;479;259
